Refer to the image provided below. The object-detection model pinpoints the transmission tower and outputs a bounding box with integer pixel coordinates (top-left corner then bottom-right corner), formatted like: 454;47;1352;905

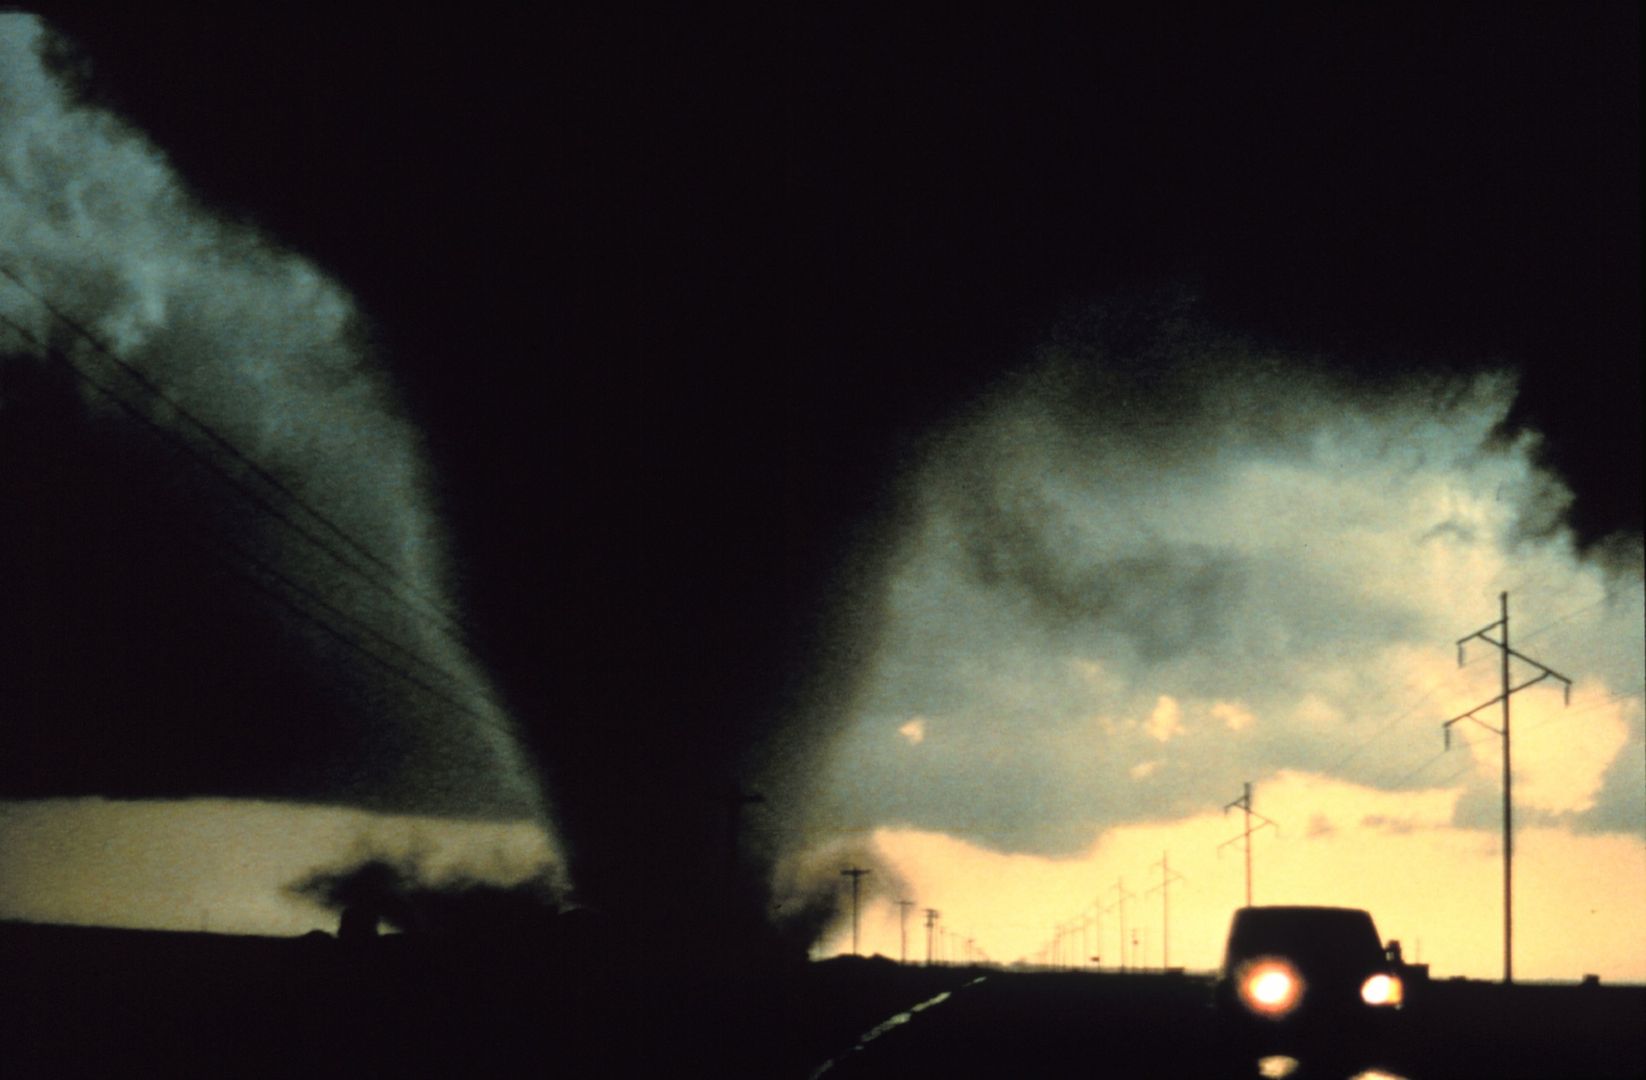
1147;851;1187;970
1090;900;1104;967
924;908;940;967
1104;877;1137;971
1219;781;1278;906
1444;592;1572;984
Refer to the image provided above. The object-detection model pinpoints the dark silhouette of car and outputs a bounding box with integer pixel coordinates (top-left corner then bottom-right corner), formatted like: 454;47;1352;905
1214;905;1404;1063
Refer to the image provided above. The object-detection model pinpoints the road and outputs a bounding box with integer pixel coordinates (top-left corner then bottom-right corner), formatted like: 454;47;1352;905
810;969;1645;1080
3;925;1640;1078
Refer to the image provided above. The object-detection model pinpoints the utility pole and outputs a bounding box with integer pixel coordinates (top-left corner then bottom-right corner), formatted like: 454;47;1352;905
1147;851;1187;970
1445;592;1571;985
841;867;871;956
896;899;915;964
1091;900;1104;968
1106;877;1137;972
924;908;940;967
717;785;765;874
1219;781;1278;906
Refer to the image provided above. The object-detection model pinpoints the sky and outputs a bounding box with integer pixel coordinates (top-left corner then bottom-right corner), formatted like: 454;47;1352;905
797;342;1645;977
0;9;1640;980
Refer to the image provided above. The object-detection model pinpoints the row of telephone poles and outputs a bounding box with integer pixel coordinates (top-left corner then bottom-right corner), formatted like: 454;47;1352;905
843;594;1571;984
1037;850;1189;972
838;869;981;965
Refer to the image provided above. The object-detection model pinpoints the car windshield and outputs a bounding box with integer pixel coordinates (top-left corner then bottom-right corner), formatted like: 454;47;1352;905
1225;907;1384;972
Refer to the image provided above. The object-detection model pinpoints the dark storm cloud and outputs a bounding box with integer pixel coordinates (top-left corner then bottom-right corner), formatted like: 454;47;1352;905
948;480;1244;662
0;17;540;819
811;311;1639;856
287;850;563;937
14;8;1637;961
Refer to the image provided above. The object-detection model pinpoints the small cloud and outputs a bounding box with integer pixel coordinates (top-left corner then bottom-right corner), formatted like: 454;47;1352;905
1306;813;1335;839
1360;814;1419;836
1129;760;1160;780
1211;701;1255;732
1145;696;1184;743
898;718;927;745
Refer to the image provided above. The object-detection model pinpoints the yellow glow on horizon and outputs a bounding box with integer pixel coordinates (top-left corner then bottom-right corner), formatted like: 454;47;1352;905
815;770;1646;981
0;799;561;936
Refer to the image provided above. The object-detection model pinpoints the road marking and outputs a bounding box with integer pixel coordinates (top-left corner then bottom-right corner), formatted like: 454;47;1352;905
807;976;988;1078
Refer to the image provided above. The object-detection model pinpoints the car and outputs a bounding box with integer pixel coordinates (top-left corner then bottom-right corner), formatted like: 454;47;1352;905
1214;905;1404;1064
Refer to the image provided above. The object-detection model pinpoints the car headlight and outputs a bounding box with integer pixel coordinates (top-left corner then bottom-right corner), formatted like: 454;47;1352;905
1237;958;1305;1018
1360;972;1403;1007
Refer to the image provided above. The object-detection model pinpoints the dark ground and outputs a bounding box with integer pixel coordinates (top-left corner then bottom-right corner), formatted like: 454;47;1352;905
0;921;959;1078
818;968;1646;1080
2;922;1640;1079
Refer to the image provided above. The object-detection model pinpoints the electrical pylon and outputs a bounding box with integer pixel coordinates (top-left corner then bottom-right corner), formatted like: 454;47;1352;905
1147;851;1187;970
1444;592;1572;985
1219;781;1278;906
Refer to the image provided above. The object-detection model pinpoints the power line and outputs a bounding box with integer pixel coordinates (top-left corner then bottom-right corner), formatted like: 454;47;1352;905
1432;760;1477;789
1380;602;1620;792
1090;899;1104;968
180;529;474;699
1497;689;1642;748
1323;678;1448;777
1382;747;1457;789
1146;851;1186;970
1443;591;1572;985
1;264;443;609
1303;594;1595;786
0;269;477;654
188;525;502;731
0;306;480;655
1218;781;1278;907
1102;877;1137;972
1516;596;1612;645
0;311;505;732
